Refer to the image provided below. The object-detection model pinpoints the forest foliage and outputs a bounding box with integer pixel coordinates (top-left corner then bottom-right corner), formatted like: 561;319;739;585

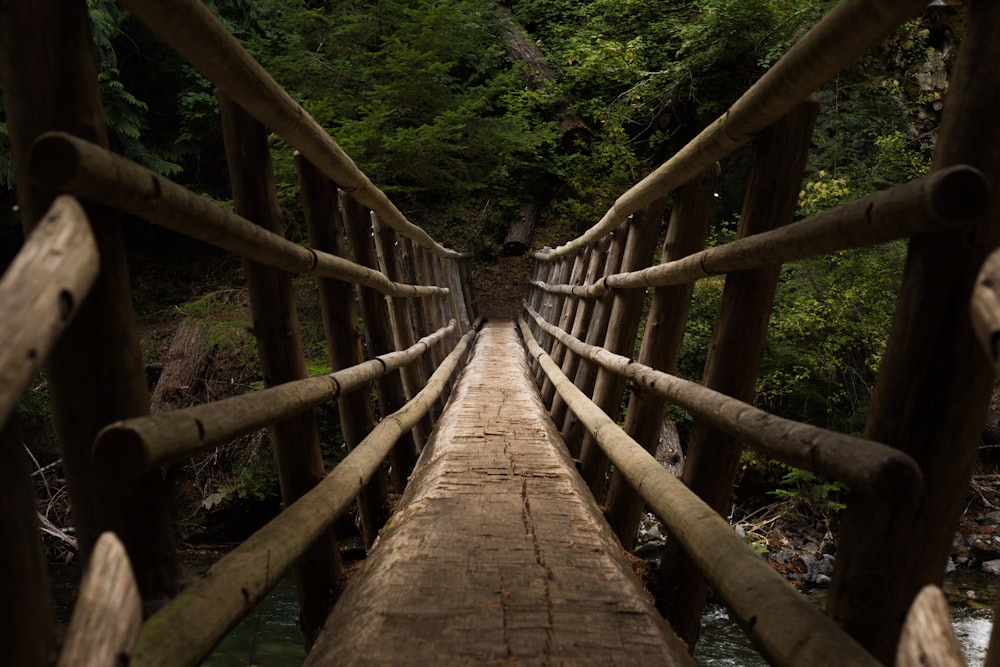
0;0;962;511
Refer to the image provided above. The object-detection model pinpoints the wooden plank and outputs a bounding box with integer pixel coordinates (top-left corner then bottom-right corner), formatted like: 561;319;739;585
58;533;142;667
297;153;387;550
308;322;693;666
519;319;880;667
605;163;719;546
218;93;337;646
658;99;818;649
0;0;181;601
828;2;1000;661
896;585;966;667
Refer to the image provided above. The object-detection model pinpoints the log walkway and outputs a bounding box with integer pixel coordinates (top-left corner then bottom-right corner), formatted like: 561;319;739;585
307;321;693;665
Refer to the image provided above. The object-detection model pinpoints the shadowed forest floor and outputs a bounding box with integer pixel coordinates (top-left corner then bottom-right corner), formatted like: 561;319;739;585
471;253;531;320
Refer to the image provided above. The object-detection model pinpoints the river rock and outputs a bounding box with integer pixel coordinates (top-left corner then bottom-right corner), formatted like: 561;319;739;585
981;559;1000;576
966;531;1000;560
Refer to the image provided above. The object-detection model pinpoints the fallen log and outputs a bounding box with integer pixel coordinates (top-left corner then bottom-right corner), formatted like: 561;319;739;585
149;321;212;414
503;202;540;255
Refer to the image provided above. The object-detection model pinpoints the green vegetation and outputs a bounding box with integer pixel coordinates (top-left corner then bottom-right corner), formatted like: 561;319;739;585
1;0;961;536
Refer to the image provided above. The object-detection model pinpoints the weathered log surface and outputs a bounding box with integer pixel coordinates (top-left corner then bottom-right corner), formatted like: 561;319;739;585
149;322;210;414
308;321;692;666
504;202;539;255
57;533;142;667
896;585;966;667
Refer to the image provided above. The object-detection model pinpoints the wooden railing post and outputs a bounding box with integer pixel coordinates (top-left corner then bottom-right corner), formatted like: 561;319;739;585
218;93;339;646
560;221;631;456
526;258;554;380
540;250;590;408
400;237;442;420
373;214;430;450
434;254;462;337
605;163;719;545
430;252;461;398
549;242;610;429
445;257;472;334
296;153;387;553
341;193;419;489
829;2;1000;661
540;257;572;363
578;199;666;498
0;0;181;602
456;257;479;325
656;99;819;650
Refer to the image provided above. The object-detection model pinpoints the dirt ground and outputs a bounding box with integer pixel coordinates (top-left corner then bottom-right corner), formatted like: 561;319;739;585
470;253;532;321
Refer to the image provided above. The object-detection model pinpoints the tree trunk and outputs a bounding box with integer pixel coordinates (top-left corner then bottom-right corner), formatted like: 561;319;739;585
149;322;211;414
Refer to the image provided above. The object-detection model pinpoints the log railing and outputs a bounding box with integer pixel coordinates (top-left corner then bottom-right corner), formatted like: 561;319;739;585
2;0;999;666
524;0;1000;664
0;1;477;665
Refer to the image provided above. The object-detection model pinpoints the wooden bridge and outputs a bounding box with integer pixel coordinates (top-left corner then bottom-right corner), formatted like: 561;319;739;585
1;0;999;665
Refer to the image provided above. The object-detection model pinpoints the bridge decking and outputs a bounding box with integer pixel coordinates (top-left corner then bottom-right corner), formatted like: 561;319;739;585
306;321;692;665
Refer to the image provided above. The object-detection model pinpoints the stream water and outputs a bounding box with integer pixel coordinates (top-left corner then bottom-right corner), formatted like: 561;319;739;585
694;569;997;666
50;554;997;665
193;568;996;666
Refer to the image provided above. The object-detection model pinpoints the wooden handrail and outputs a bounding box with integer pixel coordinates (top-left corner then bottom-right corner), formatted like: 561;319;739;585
535;0;930;260
57;533;142;667
94;321;458;476
971;247;1000;374
0;196;97;428
517;318;880;667
29;133;449;298
531;164;988;298
117;0;468;261
523;303;922;504
131;321;480;667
